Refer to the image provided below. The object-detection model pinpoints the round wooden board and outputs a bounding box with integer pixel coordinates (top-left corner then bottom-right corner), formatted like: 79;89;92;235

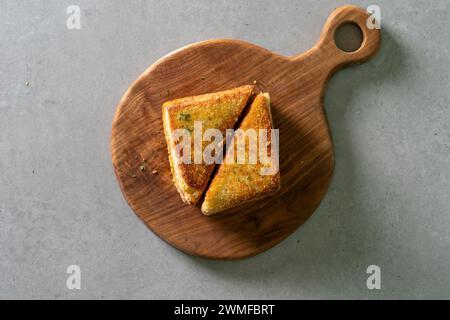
111;6;380;259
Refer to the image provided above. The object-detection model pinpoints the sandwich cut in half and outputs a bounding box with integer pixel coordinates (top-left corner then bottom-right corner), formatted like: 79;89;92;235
163;85;254;205
201;93;281;215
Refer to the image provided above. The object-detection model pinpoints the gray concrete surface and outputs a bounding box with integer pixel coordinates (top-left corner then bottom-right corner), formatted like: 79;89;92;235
1;0;449;299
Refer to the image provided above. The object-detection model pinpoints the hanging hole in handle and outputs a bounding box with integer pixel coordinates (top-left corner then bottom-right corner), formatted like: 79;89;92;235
334;22;364;53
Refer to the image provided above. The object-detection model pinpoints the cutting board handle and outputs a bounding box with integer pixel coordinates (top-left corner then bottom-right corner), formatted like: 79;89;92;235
296;5;381;74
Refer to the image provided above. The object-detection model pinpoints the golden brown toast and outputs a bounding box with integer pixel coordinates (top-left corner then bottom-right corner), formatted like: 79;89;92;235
162;85;254;205
201;93;280;215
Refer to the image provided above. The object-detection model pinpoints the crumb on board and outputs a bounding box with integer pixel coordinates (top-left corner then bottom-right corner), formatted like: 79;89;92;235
152;170;158;174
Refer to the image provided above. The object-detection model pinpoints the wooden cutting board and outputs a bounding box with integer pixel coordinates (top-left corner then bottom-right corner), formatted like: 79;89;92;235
111;5;381;259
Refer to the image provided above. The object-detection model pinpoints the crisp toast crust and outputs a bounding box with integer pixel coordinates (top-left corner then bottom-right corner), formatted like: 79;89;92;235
162;85;254;205
201;93;281;215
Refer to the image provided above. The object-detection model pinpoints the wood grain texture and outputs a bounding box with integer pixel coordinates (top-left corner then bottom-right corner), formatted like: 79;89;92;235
111;5;381;259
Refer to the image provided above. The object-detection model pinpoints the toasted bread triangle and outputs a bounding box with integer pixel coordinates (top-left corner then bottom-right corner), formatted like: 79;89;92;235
163;85;254;205
201;93;281;215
